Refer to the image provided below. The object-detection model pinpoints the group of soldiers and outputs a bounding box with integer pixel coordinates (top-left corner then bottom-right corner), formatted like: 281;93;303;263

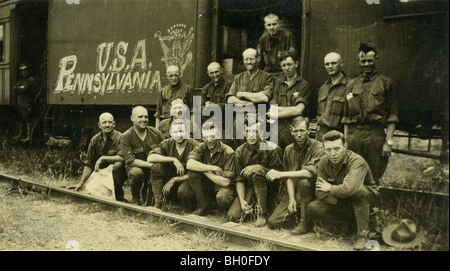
68;13;398;250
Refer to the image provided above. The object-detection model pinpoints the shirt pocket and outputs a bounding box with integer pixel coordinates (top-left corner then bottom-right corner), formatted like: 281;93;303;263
317;93;327;115
347;94;362;119
331;96;345;115
368;87;386;117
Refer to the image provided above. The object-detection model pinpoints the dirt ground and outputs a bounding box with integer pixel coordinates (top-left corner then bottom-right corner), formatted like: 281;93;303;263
0;181;247;251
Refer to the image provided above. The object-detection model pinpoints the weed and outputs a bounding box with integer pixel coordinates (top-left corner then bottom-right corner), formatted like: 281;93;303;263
190;228;228;250
251;240;277;251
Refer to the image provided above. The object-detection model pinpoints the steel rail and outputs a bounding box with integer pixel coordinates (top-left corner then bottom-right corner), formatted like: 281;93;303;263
0;172;323;251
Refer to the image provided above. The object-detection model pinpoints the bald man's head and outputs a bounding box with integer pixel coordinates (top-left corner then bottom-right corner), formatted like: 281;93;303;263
166;65;181;86
243;48;258;72
324;52;343;76
207;62;223;84
131;106;149;130
98;112;115;134
243;48;257;58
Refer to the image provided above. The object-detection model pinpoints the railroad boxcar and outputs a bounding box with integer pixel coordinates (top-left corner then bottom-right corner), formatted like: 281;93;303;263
0;0;448;159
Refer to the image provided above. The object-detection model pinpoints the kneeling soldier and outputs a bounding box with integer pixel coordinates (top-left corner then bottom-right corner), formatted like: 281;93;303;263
185;122;236;216
68;112;127;202
226;122;283;227
310;130;380;250
147;121;199;209
266;116;323;234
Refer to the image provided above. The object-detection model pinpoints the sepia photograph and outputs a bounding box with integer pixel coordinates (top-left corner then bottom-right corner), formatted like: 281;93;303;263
0;0;448;255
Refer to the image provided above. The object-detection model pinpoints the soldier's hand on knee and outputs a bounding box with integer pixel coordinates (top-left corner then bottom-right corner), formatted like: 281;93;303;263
266;169;283;182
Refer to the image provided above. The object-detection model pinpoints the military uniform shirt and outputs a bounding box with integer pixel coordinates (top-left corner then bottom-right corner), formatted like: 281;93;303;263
258;29;297;73
187;141;236;181
201;77;232;111
149;138;199;168
226;69;274;106
342;71;399;126
270;74;310;110
317;74;348;129
316;150;377;205
154;82;194;119
234;140;283;183
84;129;122;167
283;137;324;178
121;126;165;165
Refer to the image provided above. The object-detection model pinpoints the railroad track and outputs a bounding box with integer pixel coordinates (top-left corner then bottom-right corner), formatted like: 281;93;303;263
0;172;323;251
2;172;447;251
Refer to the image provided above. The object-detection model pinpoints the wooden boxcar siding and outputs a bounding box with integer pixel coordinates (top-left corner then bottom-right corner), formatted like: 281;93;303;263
0;1;17;106
304;0;448;122
47;0;211;105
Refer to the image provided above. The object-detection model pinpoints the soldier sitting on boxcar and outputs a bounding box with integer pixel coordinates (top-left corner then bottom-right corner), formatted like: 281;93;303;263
121;106;165;206
226;121;283;227
342;43;399;185
266;116;323;234
68;112;127;202
257;13;297;78
185;122;236;216
12;64;38;142
147;121;199;210
316;52;348;141
268;50;310;150
154;65;194;129
309;130;380;250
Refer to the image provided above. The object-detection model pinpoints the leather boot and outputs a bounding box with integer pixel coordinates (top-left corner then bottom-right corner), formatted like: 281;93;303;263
189;172;209;215
291;199;311;235
150;178;164;209
353;204;370;250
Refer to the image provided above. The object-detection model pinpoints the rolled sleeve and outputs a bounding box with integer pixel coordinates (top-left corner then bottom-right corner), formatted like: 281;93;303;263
83;139;96;167
121;134;136;165
301;142;324;178
187;145;203;162
261;75;274;101
226;80;238;98
386;80;400;124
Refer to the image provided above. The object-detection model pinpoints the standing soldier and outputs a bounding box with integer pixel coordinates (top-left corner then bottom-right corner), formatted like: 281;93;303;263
13;64;37;142
226;122;283;227
268;50;310;150
201;62;233;147
121;106;165;205
316;52;348;141
154;65;194;129
257;13;297;77
342;43;399;185
227;48;274;149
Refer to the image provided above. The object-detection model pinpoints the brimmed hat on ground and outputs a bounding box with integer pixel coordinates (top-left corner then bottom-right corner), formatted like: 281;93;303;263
382;219;425;248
